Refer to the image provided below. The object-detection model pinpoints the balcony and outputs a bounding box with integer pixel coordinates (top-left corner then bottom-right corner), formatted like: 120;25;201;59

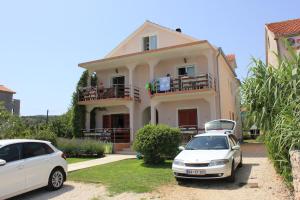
78;85;140;105
152;73;215;94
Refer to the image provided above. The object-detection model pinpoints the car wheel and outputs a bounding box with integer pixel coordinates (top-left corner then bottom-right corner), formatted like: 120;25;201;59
227;161;235;182
175;177;187;184
238;154;243;168
48;168;65;190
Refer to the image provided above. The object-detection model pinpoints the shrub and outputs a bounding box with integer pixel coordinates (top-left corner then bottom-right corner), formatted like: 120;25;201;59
57;138;112;157
133;124;181;164
25;128;57;145
242;47;300;187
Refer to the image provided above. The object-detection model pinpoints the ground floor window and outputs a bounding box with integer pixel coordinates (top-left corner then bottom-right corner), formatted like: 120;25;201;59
103;114;129;128
178;108;198;128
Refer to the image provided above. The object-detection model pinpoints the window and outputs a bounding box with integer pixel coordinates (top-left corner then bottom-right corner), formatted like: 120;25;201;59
177;65;195;76
185;136;229;150
0;144;22;163
143;35;157;51
23;142;54;159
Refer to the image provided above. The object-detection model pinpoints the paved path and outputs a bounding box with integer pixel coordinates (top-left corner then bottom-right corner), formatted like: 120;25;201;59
68;154;136;172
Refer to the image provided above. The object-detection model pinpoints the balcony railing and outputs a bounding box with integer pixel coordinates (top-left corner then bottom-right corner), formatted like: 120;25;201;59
78;85;140;102
83;128;130;143
180;125;205;144
152;73;215;95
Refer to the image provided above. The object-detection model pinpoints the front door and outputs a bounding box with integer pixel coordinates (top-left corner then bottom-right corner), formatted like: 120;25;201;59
112;76;125;97
103;114;130;142
178;108;198;129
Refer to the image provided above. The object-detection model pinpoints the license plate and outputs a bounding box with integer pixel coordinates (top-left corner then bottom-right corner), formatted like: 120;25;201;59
186;169;206;175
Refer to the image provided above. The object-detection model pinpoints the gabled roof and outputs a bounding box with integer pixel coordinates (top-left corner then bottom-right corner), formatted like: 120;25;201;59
105;20;198;58
266;18;300;37
0;85;15;94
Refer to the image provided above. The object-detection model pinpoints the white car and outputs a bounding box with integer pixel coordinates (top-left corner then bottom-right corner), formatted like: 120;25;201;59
172;120;242;182
0;139;67;200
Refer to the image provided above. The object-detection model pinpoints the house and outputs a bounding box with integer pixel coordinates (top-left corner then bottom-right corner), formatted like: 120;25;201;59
265;18;300;67
0;85;20;116
78;21;241;150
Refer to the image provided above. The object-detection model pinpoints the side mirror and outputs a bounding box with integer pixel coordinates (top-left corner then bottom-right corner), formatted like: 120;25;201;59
0;159;6;166
178;146;185;151
232;145;240;150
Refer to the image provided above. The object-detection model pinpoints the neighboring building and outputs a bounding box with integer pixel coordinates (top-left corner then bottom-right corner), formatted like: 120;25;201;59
78;21;241;149
0;85;20;115
265;18;300;67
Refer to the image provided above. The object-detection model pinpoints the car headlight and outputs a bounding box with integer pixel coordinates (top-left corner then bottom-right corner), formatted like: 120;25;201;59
209;159;229;166
173;159;185;166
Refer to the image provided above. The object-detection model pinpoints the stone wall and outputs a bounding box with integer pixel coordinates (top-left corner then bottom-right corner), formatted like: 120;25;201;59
290;150;300;200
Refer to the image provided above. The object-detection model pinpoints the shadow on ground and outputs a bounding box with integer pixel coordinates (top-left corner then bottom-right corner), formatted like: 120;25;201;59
9;184;75;200
177;162;258;190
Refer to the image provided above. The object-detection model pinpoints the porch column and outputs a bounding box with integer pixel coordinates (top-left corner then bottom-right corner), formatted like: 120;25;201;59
126;102;135;143
209;96;217;120
150;101;159;124
87;70;92;87
85;110;91;131
85;106;94;132
126;63;137;98
148;59;159;81
205;50;214;80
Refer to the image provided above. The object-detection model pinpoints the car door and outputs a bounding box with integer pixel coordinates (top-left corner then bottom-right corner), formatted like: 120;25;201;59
23;142;54;189
0;143;25;199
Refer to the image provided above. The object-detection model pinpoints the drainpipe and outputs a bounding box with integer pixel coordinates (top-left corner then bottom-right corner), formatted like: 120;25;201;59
216;48;222;119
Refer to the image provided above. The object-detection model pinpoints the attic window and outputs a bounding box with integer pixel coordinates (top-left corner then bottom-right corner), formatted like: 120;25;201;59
143;35;157;51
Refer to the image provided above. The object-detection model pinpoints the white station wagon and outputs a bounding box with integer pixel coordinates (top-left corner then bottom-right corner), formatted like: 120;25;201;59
172;120;242;182
0;139;67;200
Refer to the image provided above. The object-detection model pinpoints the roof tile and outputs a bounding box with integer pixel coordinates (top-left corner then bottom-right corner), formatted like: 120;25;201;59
0;85;15;94
266;18;300;37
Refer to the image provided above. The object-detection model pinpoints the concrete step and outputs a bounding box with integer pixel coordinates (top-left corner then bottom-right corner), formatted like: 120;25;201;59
116;150;136;155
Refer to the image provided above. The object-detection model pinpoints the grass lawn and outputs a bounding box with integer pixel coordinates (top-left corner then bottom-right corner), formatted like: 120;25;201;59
67;157;95;164
68;159;174;194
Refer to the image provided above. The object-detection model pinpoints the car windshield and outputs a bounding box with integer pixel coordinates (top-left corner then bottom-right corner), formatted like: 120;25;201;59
205;120;235;131
185;136;229;150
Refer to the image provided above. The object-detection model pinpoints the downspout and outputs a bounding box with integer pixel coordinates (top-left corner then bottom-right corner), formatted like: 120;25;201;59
216;48;222;119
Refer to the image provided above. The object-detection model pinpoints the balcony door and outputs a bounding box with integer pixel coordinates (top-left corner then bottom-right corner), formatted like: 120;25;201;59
178;108;198;129
112;76;125;97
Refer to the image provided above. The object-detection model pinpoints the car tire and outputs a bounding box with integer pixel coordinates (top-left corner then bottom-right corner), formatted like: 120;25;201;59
227;161;235;182
175;177;187;184
48;168;65;190
238;154;243;168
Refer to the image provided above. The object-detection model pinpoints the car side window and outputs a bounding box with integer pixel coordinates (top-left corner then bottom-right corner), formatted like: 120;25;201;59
23;142;54;159
0;144;22;163
228;137;235;148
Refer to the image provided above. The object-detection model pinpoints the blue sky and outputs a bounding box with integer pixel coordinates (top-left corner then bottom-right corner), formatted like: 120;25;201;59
0;0;299;116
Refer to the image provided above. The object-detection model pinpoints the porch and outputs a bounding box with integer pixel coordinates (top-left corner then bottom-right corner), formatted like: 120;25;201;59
78;85;140;105
151;73;215;96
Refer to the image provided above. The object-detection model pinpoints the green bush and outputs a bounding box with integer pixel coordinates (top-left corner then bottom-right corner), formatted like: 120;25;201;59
57;138;112;157
133;124;181;164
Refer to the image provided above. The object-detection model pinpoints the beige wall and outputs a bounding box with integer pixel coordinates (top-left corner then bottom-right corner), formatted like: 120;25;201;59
108;23;196;57
266;27;300;67
95;67;129;88
154;55;209;78
156;99;211;129
217;55;241;137
266;28;279;67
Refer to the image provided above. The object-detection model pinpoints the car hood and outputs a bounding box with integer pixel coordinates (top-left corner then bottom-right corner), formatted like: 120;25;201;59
175;149;230;163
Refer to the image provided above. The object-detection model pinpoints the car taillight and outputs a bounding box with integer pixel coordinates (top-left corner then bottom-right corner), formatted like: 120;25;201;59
61;153;67;160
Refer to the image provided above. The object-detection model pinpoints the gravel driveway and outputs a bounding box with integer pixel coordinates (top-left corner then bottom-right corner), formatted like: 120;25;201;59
11;143;293;200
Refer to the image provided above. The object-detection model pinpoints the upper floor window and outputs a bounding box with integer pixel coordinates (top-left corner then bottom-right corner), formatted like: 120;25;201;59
143;35;157;51
178;65;195;76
